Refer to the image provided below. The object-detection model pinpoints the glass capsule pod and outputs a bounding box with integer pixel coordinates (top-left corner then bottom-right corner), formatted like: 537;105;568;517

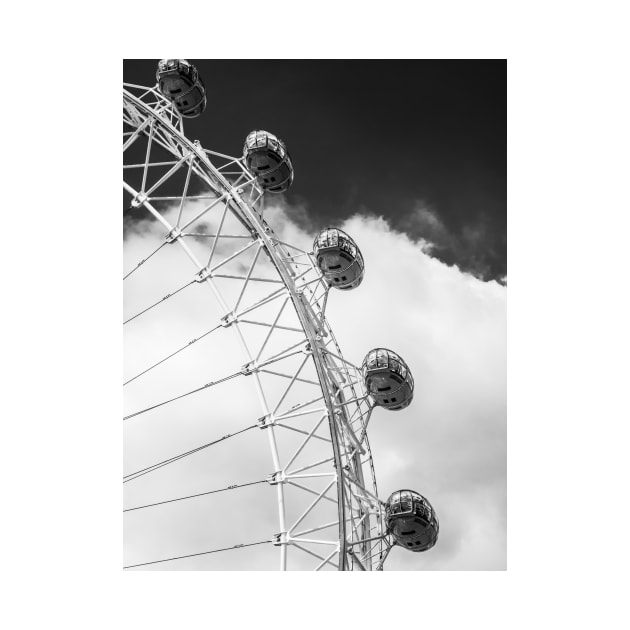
362;348;414;410
243;130;294;193
313;228;365;290
156;59;207;118
385;489;439;552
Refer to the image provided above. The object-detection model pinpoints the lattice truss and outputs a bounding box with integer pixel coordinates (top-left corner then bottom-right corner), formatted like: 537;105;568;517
123;84;391;570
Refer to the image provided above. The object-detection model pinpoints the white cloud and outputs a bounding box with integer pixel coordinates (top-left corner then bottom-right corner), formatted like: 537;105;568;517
123;199;506;570
393;201;503;282
395;203;450;255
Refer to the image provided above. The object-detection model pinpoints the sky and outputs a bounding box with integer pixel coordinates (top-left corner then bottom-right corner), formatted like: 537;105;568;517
123;59;506;283
123;59;506;570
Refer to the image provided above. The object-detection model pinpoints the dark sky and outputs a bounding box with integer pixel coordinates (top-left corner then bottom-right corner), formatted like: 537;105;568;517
124;60;506;282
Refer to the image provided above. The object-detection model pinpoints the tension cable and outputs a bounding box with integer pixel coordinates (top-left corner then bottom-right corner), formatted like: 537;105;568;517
123;370;246;421
123;422;259;483
123;540;271;569
123;479;266;512
123;279;196;325
123;323;222;386
123;346;305;421
123;241;167;281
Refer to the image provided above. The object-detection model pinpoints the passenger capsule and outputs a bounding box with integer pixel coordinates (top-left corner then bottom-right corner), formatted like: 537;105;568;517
313;228;365;290
362;348;414;410
156;59;207;118
385;489;439;552
243;130;294;193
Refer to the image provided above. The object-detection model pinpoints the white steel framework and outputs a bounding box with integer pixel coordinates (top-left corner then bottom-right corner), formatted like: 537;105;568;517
123;83;390;570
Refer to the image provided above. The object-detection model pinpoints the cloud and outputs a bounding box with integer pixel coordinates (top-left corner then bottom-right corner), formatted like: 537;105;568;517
123;198;506;570
394;203;451;253
389;201;504;282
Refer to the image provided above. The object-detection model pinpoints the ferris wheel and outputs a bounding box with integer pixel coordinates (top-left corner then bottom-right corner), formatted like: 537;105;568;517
123;60;439;571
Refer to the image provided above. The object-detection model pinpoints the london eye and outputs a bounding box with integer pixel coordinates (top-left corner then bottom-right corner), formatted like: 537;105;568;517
123;60;439;570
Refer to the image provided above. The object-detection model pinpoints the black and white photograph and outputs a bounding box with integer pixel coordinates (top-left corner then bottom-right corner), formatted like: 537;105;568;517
123;59;506;571
5;1;630;627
